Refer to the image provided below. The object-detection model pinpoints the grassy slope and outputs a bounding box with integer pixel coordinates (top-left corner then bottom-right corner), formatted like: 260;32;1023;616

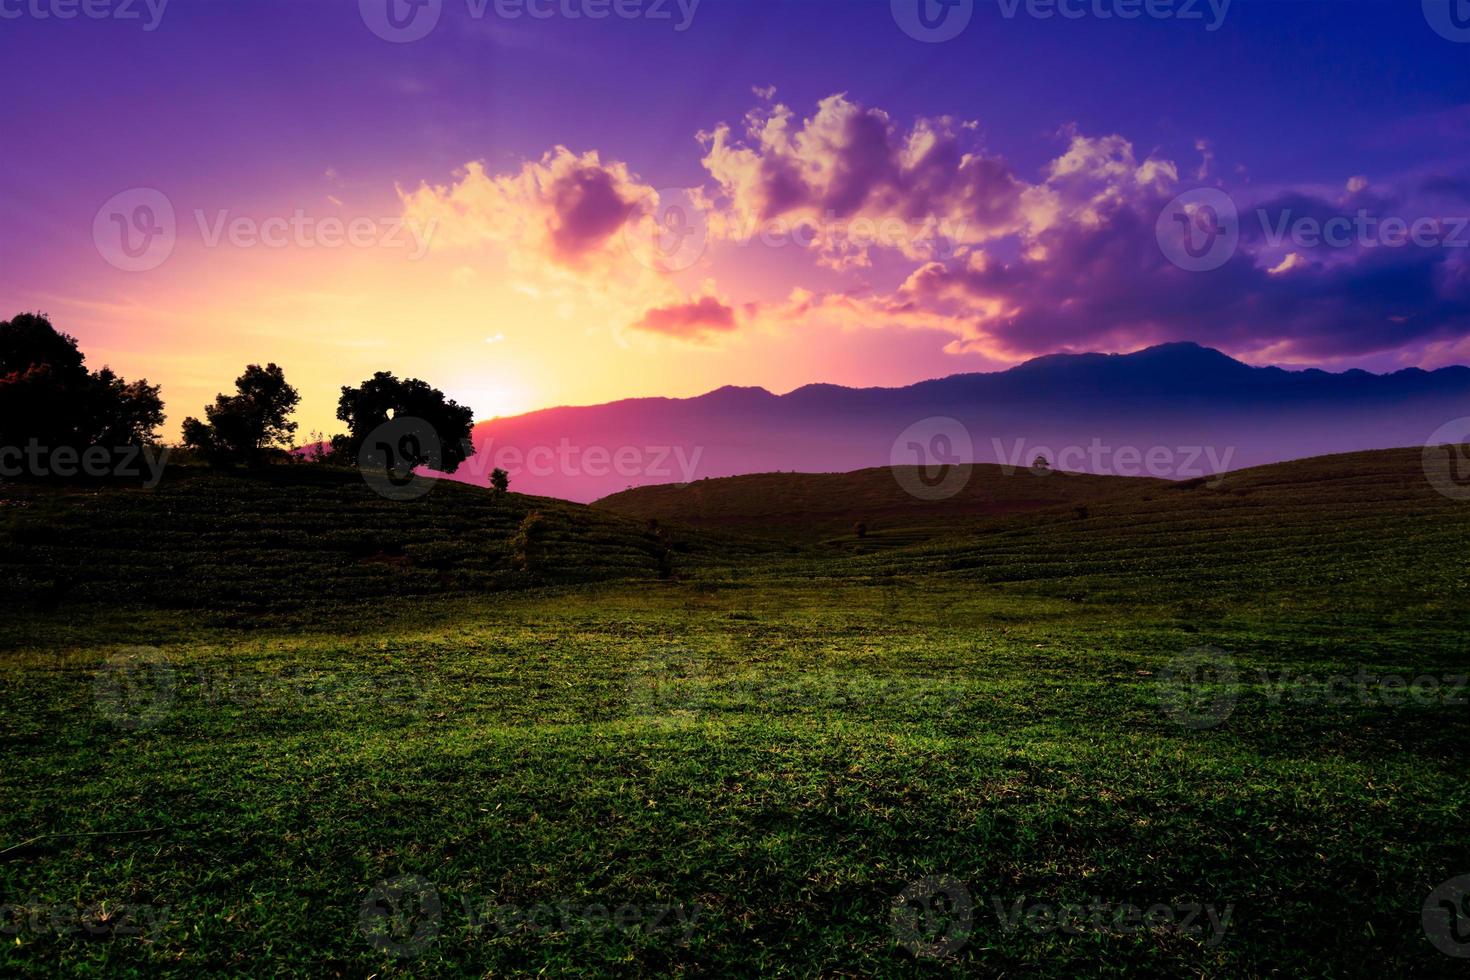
0;463;767;625
1;449;1468;977
857;447;1470;613
594;464;1160;546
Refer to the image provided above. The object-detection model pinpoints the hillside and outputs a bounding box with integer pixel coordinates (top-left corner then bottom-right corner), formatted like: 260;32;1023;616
0;464;760;622
860;447;1470;611
594;464;1161;544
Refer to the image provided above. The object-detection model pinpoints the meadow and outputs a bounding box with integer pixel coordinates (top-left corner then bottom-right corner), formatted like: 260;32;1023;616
1;450;1467;976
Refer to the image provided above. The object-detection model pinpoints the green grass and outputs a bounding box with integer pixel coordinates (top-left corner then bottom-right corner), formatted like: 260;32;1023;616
1;449;1467;976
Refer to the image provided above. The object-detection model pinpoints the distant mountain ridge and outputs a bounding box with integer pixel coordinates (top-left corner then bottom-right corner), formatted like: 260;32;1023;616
456;344;1470;502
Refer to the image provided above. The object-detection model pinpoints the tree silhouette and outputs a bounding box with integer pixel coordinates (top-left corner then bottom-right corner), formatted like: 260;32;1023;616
336;372;474;474
0;312;163;452
182;364;300;467
490;467;510;496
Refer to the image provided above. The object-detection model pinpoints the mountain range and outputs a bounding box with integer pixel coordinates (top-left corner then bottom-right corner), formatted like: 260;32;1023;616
453;343;1470;502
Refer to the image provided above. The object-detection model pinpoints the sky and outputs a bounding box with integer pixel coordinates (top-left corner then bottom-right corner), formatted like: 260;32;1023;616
4;0;1470;439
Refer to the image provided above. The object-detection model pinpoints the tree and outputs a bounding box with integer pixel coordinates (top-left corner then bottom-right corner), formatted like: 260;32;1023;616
336;372;474;475
1032;455;1050;473
0;312;163;451
854;521;868;539
490;468;510;496
182;363;300;466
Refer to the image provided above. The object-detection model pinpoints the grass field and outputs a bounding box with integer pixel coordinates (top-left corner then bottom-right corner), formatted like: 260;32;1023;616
2;450;1468;976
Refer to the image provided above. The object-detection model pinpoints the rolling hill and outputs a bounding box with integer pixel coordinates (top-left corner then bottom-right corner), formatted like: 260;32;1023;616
0;464;764;623
594;464;1161;544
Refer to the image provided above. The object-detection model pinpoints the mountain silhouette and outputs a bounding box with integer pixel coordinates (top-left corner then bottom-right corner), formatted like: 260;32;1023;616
455;343;1470;502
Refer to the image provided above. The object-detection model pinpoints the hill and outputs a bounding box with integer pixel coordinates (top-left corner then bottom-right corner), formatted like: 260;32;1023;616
593;464;1161;545
860;447;1470;612
0;464;760;623
462;343;1470;501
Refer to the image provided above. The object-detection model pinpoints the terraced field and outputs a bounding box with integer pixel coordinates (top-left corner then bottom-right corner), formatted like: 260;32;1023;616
0;464;770;625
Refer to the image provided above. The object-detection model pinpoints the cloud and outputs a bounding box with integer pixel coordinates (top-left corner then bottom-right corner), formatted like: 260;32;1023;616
399;147;650;271
698;94;1036;266
632;295;737;341
397;94;1470;366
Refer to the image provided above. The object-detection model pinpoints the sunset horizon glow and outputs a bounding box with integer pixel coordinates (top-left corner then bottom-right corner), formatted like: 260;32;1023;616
6;0;1469;441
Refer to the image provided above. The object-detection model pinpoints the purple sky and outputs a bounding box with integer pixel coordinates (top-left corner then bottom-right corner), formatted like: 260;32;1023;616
4;0;1470;435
